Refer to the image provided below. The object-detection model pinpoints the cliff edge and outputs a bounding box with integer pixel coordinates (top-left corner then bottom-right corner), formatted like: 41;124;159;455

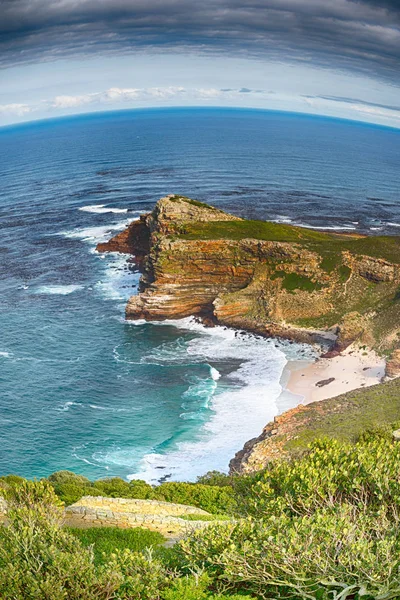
97;194;400;359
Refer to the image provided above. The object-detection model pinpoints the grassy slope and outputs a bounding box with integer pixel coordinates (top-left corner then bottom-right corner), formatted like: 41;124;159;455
68;526;165;565
178;219;400;264
277;377;400;455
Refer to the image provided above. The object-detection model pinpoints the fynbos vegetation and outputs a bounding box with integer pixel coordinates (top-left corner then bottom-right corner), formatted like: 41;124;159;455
2;431;400;598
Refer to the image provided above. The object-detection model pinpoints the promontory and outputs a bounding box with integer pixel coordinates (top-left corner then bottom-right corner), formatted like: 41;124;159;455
97;194;400;470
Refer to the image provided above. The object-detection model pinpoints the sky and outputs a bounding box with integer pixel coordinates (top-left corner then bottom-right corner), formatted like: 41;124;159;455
1;0;400;128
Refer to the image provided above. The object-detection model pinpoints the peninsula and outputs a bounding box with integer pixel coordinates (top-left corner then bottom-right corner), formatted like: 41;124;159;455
97;195;400;470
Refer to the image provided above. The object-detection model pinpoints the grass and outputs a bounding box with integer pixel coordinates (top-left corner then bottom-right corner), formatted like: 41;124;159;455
280;377;400;455
178;219;400;264
177;513;231;521
67;526;165;565
272;271;324;293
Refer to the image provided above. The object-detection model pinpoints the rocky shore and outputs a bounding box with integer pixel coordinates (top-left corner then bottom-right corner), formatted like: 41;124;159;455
97;195;400;472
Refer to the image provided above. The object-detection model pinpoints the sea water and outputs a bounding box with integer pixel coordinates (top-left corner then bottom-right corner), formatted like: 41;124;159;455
0;108;399;481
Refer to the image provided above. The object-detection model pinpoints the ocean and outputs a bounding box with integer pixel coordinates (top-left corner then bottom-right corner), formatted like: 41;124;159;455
0;107;399;482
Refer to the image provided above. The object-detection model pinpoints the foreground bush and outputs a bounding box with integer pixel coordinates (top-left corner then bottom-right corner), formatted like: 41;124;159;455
0;480;121;599
233;436;400;519
45;470;233;514
0;480;242;599
174;436;400;599
175;507;400;599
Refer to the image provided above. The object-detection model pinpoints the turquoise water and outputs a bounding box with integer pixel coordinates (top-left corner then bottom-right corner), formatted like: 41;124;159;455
0;108;399;482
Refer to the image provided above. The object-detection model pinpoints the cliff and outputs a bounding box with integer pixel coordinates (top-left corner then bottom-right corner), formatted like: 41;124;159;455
97;194;400;356
229;376;400;473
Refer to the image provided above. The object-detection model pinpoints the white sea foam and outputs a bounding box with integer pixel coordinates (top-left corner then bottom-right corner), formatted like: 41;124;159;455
0;351;12;359
34;285;84;295
60;220;134;245
79;204;129;214
60;401;83;411
294;223;357;231
126;318;316;483
273;215;292;224
388;222;400;228
59;219;141;302
94;253;140;301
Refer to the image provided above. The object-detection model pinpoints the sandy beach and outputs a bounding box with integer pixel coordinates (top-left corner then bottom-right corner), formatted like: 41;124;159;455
281;345;386;406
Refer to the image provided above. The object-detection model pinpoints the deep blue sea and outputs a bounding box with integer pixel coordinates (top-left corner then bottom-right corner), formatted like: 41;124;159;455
1;108;399;482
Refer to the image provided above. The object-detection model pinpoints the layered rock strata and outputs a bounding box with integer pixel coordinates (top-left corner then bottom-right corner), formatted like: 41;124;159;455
97;194;400;355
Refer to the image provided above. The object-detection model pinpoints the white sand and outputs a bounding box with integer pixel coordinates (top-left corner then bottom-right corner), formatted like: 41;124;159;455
283;345;386;405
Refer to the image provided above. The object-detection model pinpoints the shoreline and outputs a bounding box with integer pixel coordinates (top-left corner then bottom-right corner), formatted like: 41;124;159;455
279;345;386;407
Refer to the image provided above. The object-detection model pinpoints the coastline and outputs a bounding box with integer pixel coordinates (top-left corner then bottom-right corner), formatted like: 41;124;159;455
280;345;386;407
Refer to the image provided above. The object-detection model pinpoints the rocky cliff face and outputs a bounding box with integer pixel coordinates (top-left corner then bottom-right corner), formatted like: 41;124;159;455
97;195;400;355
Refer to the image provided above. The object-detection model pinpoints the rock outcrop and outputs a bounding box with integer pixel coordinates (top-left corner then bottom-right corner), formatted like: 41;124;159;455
64;496;221;539
98;195;400;355
229;376;400;474
386;349;400;378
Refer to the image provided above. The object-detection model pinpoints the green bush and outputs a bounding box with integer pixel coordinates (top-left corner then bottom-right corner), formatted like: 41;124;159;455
106;549;171;600
68;526;165;565
46;472;233;513
155;482;234;514
92;477;155;499
175;507;400;599
233;437;400;519
0;480;121;599
162;574;256;599
196;471;234;487
47;470;91;485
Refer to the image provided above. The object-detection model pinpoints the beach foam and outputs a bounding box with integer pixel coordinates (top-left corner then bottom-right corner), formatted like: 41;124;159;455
125;318;316;483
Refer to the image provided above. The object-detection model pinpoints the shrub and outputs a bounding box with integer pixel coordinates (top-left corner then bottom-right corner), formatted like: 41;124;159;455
0;480;120;599
68;526;165;565
92;477;155;499
176;507;400;599
106;549;171;600
233;437;400;519
155;482;234;514
47;470;91;485
196;471;234;487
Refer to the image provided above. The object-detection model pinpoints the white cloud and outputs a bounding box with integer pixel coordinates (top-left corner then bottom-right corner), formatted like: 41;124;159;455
0;103;31;116
49;86;189;109
1;85;400;129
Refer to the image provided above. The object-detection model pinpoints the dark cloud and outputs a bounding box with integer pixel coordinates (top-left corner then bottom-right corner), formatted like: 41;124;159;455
0;0;399;85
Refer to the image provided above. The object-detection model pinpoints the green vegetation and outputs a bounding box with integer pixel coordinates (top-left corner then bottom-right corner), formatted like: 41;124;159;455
179;218;331;244
271;376;400;456
68;526;165;565
178;218;400;265
175;435;400;599
272;271;324;293
3;431;400;598
36;471;233;513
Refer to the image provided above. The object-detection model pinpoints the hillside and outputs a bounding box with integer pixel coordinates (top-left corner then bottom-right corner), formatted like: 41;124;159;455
230;375;400;473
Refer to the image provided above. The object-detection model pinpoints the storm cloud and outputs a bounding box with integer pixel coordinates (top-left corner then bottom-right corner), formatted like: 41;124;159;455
0;0;399;84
